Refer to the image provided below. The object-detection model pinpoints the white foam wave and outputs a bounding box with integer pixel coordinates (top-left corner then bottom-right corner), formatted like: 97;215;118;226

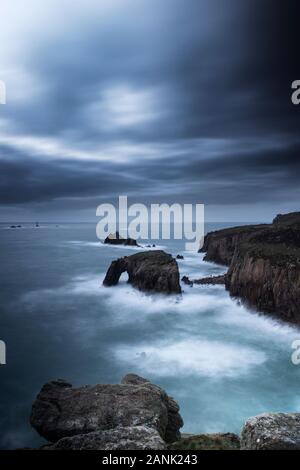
217;300;299;341
114;338;267;378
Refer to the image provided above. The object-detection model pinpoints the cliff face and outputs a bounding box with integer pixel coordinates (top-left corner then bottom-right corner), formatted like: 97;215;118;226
199;225;267;265
201;213;300;324
226;248;300;323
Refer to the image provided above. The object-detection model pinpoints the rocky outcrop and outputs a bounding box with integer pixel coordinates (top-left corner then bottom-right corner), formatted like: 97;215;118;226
182;275;226;286
103;250;182;295
241;413;300;450
30;374;183;450
29;373;300;450
104;231;138;246
200;212;300;323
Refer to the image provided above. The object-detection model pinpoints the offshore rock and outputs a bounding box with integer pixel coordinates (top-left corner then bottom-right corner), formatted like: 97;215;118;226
104;231;138;246
103;250;182;294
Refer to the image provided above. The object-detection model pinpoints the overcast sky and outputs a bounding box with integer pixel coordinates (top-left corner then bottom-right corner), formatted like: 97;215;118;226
0;0;299;222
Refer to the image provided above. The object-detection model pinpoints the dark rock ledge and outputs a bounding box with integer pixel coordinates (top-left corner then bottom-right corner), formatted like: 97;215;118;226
181;275;226;286
30;374;300;450
103;250;182;295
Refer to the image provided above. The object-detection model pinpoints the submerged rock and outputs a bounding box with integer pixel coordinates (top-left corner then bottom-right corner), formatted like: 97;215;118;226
176;254;184;260
103;250;182;294
30;373;183;447
241;413;300;450
104;231;138;246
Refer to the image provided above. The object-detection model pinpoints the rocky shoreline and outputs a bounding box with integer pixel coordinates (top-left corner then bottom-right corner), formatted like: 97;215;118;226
199;211;300;324
29;374;300;450
30;211;300;451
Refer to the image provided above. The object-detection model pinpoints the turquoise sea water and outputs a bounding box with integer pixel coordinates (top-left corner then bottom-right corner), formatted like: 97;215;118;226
0;222;300;449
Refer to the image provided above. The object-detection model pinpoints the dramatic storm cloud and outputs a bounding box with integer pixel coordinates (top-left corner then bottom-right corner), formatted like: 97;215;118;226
0;0;299;221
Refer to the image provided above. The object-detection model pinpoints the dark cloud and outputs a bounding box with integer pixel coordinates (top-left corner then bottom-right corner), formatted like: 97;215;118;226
0;0;299;220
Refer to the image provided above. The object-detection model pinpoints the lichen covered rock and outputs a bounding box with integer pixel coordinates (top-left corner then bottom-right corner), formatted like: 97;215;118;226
241;413;300;450
30;374;183;447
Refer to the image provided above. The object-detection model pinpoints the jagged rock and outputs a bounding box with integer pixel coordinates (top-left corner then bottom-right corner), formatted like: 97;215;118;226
241;413;300;450
104;231;138;246
182;275;225;286
43;426;166;450
30;374;183;445
169;433;240;450
194;275;226;285
181;275;193;286
103;250;182;294
200;212;300;323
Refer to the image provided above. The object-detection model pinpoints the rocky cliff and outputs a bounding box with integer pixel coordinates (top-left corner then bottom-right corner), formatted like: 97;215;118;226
201;212;300;323
199;224;268;265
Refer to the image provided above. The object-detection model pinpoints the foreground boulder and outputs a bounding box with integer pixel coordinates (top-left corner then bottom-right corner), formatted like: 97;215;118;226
103;250;182;294
241;413;300;450
30;374;183;449
104;231;138;246
44;426;166;450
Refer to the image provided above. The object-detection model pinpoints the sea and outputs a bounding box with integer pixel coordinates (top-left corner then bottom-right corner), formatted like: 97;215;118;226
0;222;300;449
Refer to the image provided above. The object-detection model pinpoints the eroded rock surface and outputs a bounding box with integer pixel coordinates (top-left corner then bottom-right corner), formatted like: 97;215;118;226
181;275;226;286
103;250;182;294
241;413;300;450
44;426;166;450
200;212;300;323
30;374;183;448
